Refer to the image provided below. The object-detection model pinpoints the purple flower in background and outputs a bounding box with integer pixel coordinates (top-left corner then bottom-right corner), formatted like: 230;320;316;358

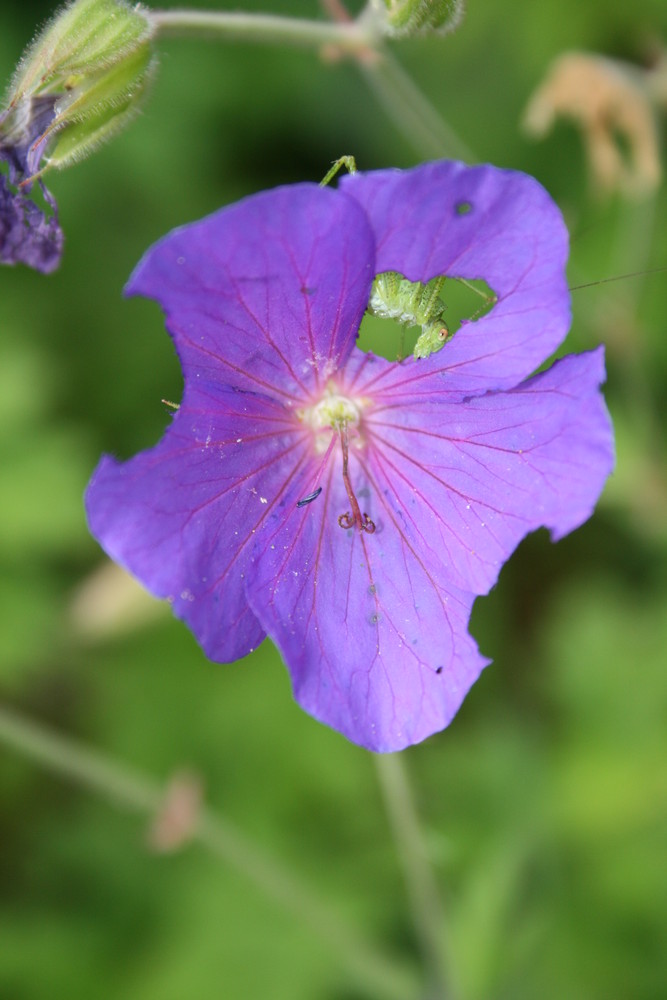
85;160;614;752
0;97;63;272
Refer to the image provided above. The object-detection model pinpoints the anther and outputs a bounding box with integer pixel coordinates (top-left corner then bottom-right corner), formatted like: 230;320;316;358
295;432;337;513
296;487;323;508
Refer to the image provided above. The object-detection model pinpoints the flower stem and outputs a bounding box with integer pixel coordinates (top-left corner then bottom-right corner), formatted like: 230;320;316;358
0;702;417;1000
374;752;458;1000
358;50;475;162
149;9;374;53
148;7;473;163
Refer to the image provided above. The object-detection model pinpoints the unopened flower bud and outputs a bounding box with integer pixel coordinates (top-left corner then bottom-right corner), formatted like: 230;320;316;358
372;0;465;38
1;0;156;272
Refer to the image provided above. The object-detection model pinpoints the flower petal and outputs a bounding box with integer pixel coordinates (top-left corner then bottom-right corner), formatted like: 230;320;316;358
125;183;376;401
341;160;570;396
86;383;316;661
0;173;63;272
359;346;613;596
245;469;489;752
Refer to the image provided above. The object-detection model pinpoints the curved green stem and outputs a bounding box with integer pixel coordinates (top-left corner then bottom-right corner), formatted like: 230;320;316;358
149;8;374;53
148;6;473;163
0;702;417;1000
375;752;459;1000
359;50;475;161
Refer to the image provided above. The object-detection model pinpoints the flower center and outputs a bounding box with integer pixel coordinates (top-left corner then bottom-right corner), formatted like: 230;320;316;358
306;391;361;435
297;386;375;534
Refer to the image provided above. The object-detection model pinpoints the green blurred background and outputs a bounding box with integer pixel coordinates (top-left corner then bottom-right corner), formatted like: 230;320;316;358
1;1;666;997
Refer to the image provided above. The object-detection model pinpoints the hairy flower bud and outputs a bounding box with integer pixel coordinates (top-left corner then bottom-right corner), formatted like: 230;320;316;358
1;0;156;271
372;0;465;38
2;0;155;177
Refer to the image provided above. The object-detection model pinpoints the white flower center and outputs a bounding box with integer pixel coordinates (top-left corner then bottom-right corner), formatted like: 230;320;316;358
302;389;361;431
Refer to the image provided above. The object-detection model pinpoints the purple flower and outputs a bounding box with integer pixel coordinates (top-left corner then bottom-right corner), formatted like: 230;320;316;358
85;160;614;752
0;97;63;273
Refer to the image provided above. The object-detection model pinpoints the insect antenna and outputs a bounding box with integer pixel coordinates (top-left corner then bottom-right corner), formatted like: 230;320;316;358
569;265;667;291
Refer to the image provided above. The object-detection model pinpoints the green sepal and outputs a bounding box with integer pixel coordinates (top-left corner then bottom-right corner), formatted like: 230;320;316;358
44;42;155;172
373;0;465;38
7;0;153;107
1;0;155;180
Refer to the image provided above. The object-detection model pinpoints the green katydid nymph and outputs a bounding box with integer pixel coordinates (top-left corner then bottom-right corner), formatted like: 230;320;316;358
367;270;451;360
320;156;499;361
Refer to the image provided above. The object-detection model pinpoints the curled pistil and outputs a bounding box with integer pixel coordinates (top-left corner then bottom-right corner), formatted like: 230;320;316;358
337;424;375;534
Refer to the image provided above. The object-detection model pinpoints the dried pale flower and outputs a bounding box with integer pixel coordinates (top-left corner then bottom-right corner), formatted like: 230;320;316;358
523;51;662;198
147;771;203;853
69;560;166;640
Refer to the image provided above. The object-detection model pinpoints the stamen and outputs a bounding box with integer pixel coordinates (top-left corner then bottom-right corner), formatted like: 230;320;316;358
337;425;375;534
296;487;323;508
295;431;337;510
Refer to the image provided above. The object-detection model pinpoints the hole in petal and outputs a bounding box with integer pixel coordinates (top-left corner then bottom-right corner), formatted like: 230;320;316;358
357;272;497;362
455;200;472;215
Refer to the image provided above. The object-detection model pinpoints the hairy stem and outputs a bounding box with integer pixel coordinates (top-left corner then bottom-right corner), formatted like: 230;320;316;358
148;7;473;163
0;702;417;1000
149;9;374;53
